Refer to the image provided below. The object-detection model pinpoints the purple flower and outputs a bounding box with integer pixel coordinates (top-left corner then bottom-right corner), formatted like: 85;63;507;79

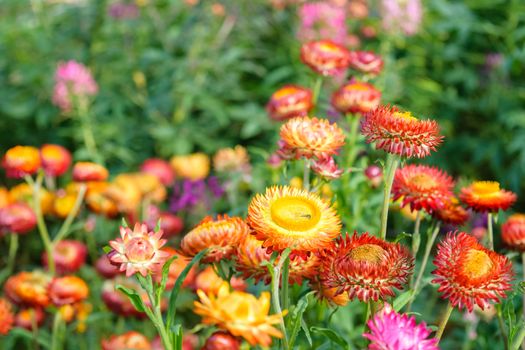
363;303;439;350
381;0;423;36
169;177;224;213
52;60;98;111
297;2;347;44
108;2;139;20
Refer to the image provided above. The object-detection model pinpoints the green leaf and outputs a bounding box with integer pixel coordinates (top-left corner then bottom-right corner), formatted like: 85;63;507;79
310;327;348;348
288;291;313;348
301;317;313;346
121;218;129;228
155;218;162;232
116;285;146;313
167;249;207;329
159;255;178;293
393;232;412;243
171;324;183;350
102;245;112;254
9;327;51;348
393;290;414;312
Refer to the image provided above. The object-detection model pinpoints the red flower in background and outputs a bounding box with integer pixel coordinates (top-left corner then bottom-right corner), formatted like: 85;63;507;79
502;214;525;251
0;203;37;234
331;80;381;115
2;146;41;178
266;85;313;121
460;181;516;213
40;144;72;177
300;40;351;76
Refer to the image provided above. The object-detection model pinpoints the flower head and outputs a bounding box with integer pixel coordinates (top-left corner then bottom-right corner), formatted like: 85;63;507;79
194;283;284;346
52;60;98;112
298;2;347;44
318;232;414;302
279;117;345;160
108;223;170;277
331;80;381;115
0;203;37;234
2;146;41;178
247;186;341;255
4;271;51;307
213;145;251;174
0;298;14;335
194;266;247;295
72;162;109;182
459;181;517;213
170;177;224;213
96;255;122;279
202;331;241;350
300;40;351;76
432;196;469;226
381;0;423;36
266;85;313;121
361;105;443;158
14;308;45;330
48;276;89;306
102;331;152;350
42;240;88;274
170;153;210;180
181;215;250;263
311;156;343;180
363;303;439;350
41;144;72;177
365;165;383;188
432;231;513;312
392;165;454;213
502;214;525;251
145;207;183;238
348;51;384;75
140;158;175;186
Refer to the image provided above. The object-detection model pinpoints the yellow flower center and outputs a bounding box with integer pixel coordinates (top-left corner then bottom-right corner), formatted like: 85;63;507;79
393;111;418;122
411;173;437;190
472;181;500;195
274;87;299;99
348;244;385;264
271;197;321;231
319;41;339;52
347;83;370;91
462;249;493;279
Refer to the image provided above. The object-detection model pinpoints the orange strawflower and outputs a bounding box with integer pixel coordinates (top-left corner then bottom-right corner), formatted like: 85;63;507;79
108;223;170;277
102;331;152;350
431;196;469;226
266;85;313;121
4;271;51;307
40;144;72;177
0;202;37;234
247;186;341;255
310;279;350;306
432;231;513;312
331;80;381;115
170;153;210;180
14;308;45;330
48;276;89;306
213;145;251;173
318;232;414;302
278;117;345;160
502;214;525;251
0;298;14;335
361;105;443;158
194;282;284;346
2;146;41;178
9;183;54;215
0;187;10;208
72;162;109;182
459;181;517;213
53;192;78;219
194;266;247;295
392;165;454;213
181;215;250;263
300;40;351;76
235;234;320;284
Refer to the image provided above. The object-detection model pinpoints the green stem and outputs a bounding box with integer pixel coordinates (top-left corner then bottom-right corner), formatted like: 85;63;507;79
281;256;290;312
50;312;64;350
78;103;102;164
487;212;494;250
6;233;19;278
312;76;323;110
345;114;361;171
436;303;454;341
497;306;509;350
271;249;291;349
522;253;525;350
52;184;87;244
511;321;525;350
379;155;400;239
303;159;311;192
25;174;55;275
411;211;422;257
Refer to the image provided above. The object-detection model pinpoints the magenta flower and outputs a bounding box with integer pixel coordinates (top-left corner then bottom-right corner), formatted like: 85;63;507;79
297;2;347;44
311;156;343;180
380;0;423;36
363;304;439;350
52;60;98;111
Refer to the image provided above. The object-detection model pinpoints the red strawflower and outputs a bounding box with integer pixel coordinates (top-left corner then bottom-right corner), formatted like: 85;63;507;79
0;298;14;335
431;196;469;226
266;85;313;121
348;51;383;75
41;144;72;177
300;40;351;76
42;240;88;275
0;203;37;234
459;181;517;213
502;214;525;251
331;80;381;115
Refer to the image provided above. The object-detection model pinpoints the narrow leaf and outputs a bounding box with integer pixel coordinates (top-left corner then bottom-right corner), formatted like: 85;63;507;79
116;285;146;313
310;327;348;348
393;290;414;312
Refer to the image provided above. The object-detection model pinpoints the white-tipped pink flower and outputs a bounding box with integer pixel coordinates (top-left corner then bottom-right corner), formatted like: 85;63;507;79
363;303;439;350
311;156;343;180
52;60;98;111
108;223;170;277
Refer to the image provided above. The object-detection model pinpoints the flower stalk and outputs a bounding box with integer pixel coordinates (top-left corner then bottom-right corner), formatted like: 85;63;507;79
379;154;400;239
435;303;454;341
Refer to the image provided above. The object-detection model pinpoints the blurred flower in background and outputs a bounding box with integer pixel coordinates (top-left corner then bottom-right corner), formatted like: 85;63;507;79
298;1;347;44
108;2;140;20
380;0;423;36
52;60;98;112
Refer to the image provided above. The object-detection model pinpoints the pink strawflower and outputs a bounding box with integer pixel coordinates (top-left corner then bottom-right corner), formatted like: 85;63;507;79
381;0;423;36
298;2;347;44
363;303;439;350
52;60;98;111
311;156;343;180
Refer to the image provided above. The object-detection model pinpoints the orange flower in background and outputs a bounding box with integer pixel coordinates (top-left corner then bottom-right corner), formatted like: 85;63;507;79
9;183;55;215
459;181;517;213
300;40;351;76
41;144;72;177
2;146;41;178
235;234;320;284
14;308;46;330
42;240;88;274
361;105;443;158
140;158;175;186
53;192;77;219
194;266;247;295
0;298;14;335
247;186;341;254
392;165;454;213
266;85;313;121
0;187;10;208
432;232;513;312
0;202;37;234
181;215;250;263
213;145;251;173
202;331;241;350
48;276;89;306
502;214;525;251
108;223;170;277
331;80;381;115
170;153;210;180
319;232;414;302
194;283;284;346
102;331;152;350
4;271;51;307
348;51;384;75
310;279;350;306
432;196;469;226
152;248;197;289
72;162;109;182
278;117;345;159
85;188;119;218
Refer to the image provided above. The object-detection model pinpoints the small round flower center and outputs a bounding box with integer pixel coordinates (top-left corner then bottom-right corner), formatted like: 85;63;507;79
347;83;369;92
319;42;339;53
126;238;155;263
274;87;298;99
348;244;385;264
463;249;493;279
411;173;437;190
393;111;417;122
271;197;321;232
472;181;500;195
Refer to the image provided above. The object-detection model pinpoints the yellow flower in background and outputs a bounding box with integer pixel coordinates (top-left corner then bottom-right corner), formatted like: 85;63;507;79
9;183;55;215
170;153;210;180
194;283;284;346
213;145;250;173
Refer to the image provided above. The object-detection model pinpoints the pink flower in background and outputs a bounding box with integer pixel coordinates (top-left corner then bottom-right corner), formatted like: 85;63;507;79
364;303;439;350
381;0;423;36
298;2;347;44
52;60;98;111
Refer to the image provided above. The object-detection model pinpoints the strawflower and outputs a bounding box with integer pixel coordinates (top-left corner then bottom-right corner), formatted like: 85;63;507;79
297;2;347;44
40;144;72;177
2;146;41;178
266;85;313;121
48;276;89;306
300;40;351;76
459;181;516;213
331;80;381;115
0;298;14;335
72;162;109;182
502;214;525;251
0;202;37;234
101;331;152;350
348;51;384;75
52;60;98;112
4;271;51;307
42;240;87;274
